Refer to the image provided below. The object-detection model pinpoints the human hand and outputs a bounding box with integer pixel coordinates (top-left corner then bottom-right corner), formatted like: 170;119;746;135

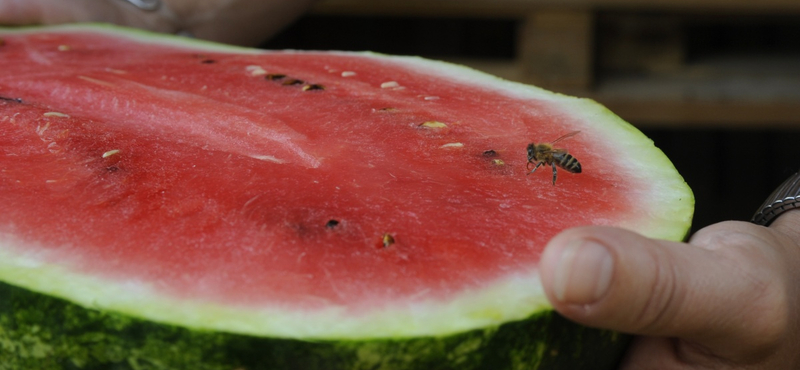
0;0;317;45
540;212;800;369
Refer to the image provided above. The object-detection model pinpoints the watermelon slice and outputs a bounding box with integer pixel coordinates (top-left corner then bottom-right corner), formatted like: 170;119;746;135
0;24;693;369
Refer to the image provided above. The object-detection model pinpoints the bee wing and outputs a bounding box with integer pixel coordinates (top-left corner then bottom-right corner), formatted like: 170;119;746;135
551;130;581;144
551;148;569;158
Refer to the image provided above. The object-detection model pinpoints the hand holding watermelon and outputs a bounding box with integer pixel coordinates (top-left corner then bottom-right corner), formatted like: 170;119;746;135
541;211;800;369
1;20;795;370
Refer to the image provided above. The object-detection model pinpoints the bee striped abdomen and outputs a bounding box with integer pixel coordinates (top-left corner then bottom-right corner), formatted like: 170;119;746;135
554;152;581;173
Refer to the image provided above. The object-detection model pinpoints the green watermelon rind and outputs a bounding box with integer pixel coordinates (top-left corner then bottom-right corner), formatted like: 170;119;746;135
0;23;692;369
0;280;630;370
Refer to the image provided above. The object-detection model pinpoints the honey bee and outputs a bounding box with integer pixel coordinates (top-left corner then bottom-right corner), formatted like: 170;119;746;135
526;131;582;185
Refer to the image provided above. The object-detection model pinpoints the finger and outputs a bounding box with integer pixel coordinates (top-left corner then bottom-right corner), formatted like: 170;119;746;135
0;0;111;25
769;209;800;243
170;0;318;45
617;336;741;370
0;0;50;24
0;0;178;36
618;337;686;370
539;225;790;361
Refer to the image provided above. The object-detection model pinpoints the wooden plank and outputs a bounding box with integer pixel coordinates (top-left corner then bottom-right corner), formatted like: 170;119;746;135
312;0;567;17
438;58;800;128
596;99;800;128
597;14;686;74
312;0;800;17
307;1;800;128
579;0;800;12
518;9;594;90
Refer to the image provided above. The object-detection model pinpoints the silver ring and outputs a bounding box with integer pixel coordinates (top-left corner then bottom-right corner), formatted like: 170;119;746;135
751;171;800;226
119;0;161;11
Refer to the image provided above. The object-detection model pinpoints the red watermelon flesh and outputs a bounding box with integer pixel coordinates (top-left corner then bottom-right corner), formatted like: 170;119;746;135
0;26;692;339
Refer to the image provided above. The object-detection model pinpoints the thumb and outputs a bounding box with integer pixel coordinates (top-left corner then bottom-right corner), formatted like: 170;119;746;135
539;225;790;360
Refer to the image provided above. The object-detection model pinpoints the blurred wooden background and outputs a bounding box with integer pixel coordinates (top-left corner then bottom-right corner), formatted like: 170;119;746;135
262;0;800;232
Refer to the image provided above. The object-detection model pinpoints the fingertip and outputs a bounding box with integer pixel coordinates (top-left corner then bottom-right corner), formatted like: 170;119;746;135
541;237;614;305
541;226;679;333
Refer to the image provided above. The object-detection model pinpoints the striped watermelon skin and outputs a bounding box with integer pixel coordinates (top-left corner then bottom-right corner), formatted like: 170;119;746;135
1;281;629;370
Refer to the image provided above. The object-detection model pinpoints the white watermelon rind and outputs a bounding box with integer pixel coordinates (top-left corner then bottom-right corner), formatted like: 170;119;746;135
0;23;692;367
0;238;552;339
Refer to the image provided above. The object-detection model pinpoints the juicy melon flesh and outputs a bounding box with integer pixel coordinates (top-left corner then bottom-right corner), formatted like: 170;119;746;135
0;25;693;338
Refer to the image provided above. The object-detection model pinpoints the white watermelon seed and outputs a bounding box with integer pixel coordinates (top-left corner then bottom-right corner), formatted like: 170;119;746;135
418;121;448;129
43;112;70;118
248;154;286;164
246;65;267;76
104;68;128;75
440;143;464;149
102;149;121;158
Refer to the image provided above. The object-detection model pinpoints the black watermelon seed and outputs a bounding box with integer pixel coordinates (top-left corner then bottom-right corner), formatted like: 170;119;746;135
0;96;23;103
302;84;325;91
265;74;287;80
282;79;304;86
